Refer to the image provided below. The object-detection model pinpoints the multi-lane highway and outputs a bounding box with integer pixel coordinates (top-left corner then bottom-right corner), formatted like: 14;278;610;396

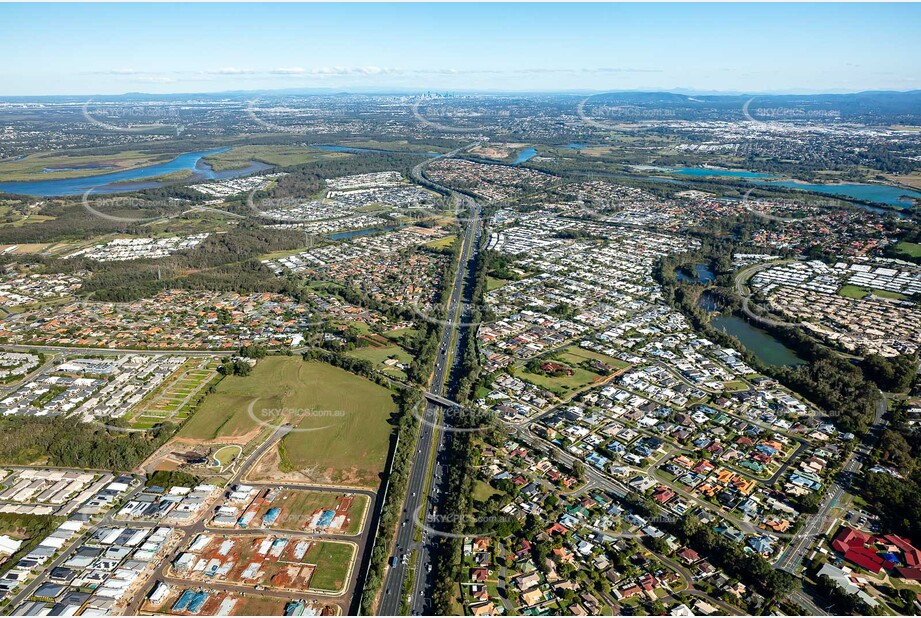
377;149;482;615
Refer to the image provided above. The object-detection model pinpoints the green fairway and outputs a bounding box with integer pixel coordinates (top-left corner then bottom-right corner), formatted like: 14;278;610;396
305;541;356;593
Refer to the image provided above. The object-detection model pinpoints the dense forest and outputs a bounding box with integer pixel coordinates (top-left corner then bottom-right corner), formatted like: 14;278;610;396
0;415;175;470
55;223;306;302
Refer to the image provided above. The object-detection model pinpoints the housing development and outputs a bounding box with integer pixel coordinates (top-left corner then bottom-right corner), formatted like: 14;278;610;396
0;5;920;616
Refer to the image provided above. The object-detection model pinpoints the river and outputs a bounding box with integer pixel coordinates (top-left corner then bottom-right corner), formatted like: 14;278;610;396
0;148;272;197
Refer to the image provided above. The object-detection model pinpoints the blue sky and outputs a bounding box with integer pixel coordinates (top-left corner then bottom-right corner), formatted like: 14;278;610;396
2;3;920;96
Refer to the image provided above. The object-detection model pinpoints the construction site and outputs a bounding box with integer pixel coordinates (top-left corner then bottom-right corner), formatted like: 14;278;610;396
170;533;356;595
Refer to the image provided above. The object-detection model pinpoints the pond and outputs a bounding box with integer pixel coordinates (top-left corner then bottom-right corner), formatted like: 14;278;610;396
676;263;715;284
698;292;806;367
513;147;538;165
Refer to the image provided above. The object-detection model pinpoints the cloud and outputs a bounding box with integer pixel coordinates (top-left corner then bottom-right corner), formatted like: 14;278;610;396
89;65;663;83
206;67;258;75
96;69;143;75
130;76;176;83
268;67;307;75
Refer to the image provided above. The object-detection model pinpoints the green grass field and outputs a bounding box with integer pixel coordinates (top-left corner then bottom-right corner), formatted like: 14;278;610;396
180;359;395;487
345;344;413;379
839;284;908;301
381;327;420;347
486;276;511;291
893;241;921;259
517;362;604;398
305;541;356;593
557;346;631;371
471;480;501;503
202;145;347;171
423;235;457;250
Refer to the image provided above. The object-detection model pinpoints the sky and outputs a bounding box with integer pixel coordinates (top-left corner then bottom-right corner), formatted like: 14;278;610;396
2;3;920;97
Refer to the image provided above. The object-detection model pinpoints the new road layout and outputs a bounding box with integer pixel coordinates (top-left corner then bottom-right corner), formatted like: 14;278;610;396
377;147;483;616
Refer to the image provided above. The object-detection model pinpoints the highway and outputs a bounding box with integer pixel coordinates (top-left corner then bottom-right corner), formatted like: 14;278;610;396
377;147;482;615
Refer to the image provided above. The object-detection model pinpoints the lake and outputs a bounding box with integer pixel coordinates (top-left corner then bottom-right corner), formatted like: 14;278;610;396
0;148;272;197
758;179;921;209
513;147;538;165
662;166;777;179
643;165;921;208
676;263;715;284
698;292;806;367
711;315;807;367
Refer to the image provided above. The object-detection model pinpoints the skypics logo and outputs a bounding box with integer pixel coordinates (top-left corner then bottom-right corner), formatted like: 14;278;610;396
245;97;323;135
411;98;483;134
409;400;493;435
414;505;517;540
81;189;182;224
246;397;345;433
82;99;184;136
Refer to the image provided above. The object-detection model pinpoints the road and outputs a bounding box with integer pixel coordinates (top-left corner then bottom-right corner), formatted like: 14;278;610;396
117;423;377;615
733;259;798;328
775;395;888;575
377;146;482;616
5;478;147;609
